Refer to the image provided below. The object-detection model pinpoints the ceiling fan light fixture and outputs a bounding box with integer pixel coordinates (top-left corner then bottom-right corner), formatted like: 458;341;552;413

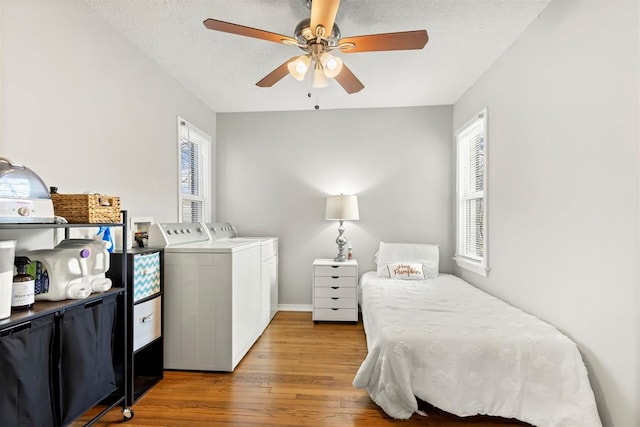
204;0;428;95
287;55;310;81
312;63;329;88
319;52;343;78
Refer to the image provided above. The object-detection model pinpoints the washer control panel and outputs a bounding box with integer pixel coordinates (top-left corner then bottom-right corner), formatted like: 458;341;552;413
148;222;210;247
206;222;238;240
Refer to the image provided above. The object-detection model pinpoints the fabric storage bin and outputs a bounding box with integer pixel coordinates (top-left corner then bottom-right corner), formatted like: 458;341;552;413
57;294;118;425
133;296;162;352
133;251;161;302
0;316;56;427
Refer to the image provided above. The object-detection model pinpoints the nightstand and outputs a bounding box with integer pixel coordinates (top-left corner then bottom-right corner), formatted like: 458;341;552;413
312;258;358;322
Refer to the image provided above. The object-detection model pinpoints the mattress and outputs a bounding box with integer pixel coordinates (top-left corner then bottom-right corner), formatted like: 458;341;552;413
353;272;601;427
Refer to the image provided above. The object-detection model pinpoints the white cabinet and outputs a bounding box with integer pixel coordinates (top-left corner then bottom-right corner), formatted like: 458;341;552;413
312;259;358;322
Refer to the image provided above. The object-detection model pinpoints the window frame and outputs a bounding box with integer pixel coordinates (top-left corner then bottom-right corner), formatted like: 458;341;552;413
177;116;211;223
454;108;489;277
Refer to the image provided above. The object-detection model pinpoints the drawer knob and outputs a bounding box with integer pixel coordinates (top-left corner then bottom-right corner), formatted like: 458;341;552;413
331;276;339;279
141;314;154;323
331;266;339;269
331;286;339;289
331;308;339;311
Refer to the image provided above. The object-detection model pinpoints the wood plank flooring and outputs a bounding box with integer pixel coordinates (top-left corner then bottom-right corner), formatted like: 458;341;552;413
88;311;530;426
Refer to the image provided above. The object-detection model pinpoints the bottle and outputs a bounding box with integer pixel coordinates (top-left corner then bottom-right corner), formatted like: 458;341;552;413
96;226;115;253
347;241;353;260
12;256;35;311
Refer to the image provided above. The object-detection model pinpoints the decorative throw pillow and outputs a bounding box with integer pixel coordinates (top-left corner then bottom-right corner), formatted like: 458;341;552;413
387;262;424;280
376;242;439;279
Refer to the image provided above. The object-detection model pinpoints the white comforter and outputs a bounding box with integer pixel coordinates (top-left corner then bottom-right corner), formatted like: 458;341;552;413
353;272;601;427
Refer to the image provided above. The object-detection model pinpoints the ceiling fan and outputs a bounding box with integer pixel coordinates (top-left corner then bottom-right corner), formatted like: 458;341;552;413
203;0;428;94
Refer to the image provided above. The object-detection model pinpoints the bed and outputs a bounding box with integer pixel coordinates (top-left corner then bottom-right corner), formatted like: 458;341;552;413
352;243;601;427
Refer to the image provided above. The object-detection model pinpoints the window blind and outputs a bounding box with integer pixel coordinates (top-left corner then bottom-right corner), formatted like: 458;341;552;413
456;111;486;266
178;118;210;223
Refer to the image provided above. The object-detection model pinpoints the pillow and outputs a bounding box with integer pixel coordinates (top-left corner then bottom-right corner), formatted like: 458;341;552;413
387;262;424;280
376;242;439;279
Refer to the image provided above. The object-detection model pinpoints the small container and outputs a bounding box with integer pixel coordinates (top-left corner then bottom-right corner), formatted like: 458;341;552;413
347;241;353;260
12;256;35;311
0;240;16;319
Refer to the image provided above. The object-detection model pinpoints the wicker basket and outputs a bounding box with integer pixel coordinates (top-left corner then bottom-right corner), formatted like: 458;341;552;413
51;193;121;224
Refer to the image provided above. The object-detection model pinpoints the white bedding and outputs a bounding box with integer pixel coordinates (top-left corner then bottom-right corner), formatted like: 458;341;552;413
353;272;601;427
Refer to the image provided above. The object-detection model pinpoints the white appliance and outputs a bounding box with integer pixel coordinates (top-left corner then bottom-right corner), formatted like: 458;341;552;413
0;158;56;223
148;222;262;372
205;222;278;332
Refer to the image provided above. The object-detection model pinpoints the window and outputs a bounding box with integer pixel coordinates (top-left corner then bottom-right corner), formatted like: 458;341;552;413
454;109;488;276
178;117;211;223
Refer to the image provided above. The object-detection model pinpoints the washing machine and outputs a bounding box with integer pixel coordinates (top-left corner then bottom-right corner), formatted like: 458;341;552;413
148;222;262;372
205;223;279;332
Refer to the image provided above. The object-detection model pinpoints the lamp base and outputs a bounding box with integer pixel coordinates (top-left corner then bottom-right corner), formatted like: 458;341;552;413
333;220;348;263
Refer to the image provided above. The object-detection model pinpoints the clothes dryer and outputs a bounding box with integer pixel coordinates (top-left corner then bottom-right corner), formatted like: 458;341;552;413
148;222;261;372
204;223;279;332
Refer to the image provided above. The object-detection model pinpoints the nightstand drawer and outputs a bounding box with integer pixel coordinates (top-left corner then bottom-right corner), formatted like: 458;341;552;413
314;308;357;322
314;276;356;287
314;265;357;277
315;297;356;309
314;286;356;298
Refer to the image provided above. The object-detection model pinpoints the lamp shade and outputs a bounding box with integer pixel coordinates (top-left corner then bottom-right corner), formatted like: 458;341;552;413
319;52;343;78
312;63;329;88
287;55;310;81
325;195;359;221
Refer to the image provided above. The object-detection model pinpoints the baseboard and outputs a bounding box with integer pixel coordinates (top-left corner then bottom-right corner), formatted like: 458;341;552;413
277;304;313;312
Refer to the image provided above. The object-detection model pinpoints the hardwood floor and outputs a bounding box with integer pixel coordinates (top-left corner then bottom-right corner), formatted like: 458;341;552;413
88;311;530;426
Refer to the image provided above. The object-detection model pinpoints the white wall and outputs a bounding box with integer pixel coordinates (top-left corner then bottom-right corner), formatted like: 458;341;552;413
0;0;216;224
453;1;639;426
217;106;453;306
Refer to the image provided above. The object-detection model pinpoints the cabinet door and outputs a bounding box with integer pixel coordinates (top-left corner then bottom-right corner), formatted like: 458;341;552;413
0;316;56;427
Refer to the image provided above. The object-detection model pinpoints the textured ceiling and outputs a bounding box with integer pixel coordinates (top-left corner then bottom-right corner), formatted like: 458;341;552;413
84;0;551;113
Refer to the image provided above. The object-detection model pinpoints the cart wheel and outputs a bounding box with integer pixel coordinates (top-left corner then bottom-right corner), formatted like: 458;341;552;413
122;407;134;421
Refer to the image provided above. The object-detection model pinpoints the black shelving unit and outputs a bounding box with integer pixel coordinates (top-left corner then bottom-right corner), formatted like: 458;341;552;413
0;213;132;426
108;247;164;404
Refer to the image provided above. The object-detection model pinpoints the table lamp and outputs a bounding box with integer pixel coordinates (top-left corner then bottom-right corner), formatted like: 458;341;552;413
325;194;359;262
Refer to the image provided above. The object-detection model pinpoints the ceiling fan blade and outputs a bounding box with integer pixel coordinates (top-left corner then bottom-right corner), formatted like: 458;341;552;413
340;30;428;53
334;64;364;94
203;19;297;45
310;0;340;39
255;57;298;87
